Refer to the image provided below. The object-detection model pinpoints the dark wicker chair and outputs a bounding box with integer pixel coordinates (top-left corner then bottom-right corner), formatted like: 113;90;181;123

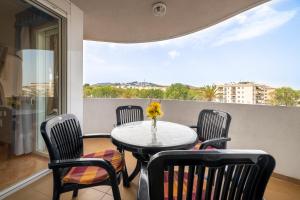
116;105;144;126
144;149;275;200
191;109;231;150
41;114;123;200
115;105;144;186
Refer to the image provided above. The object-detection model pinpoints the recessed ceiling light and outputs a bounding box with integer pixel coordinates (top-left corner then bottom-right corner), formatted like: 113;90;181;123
153;2;167;17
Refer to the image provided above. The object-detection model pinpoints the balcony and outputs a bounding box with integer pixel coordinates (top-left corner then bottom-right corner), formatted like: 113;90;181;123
1;0;300;199
5;98;300;200
83;98;300;179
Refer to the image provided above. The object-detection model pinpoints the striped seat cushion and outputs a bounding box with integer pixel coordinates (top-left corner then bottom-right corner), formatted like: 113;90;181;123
193;140;216;150
164;171;210;200
63;149;123;184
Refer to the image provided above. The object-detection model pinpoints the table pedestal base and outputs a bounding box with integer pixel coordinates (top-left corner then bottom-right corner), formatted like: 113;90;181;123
123;160;141;187
123;152;148;187
137;163;149;200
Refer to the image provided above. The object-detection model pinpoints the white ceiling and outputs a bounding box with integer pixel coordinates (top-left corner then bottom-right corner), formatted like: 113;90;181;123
71;0;268;43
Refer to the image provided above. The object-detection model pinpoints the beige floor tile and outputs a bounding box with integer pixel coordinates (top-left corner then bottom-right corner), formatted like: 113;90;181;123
5;187;50;200
265;177;300;200
93;185;111;193
106;189;112;195
100;194;113;200
0;153;48;191
30;174;53;197
3;138;300;200
60;189;105;200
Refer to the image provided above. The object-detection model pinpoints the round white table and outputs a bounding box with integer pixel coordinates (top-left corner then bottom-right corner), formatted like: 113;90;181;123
111;120;198;154
111;120;198;198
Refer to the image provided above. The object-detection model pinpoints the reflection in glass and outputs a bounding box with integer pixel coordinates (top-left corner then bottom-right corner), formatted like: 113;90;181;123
0;0;63;190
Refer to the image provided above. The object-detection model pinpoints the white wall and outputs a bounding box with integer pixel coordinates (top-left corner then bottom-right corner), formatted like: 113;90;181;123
36;0;84;124
67;3;83;125
83;98;300;179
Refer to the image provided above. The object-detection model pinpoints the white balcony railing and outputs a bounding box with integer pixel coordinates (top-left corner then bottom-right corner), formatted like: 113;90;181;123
83;98;300;180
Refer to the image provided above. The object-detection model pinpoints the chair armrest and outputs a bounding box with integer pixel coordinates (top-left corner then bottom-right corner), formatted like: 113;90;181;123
200;137;231;150
189;125;198;129
82;133;111;139
49;158;114;172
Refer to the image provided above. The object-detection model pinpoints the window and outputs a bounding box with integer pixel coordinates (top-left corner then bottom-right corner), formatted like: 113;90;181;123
0;0;67;190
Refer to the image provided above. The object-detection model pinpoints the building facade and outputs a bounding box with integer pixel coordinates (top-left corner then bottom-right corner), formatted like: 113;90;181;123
217;82;274;105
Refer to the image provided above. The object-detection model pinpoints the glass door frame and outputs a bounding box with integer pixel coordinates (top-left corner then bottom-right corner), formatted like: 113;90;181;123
27;0;67;115
0;0;68;197
27;0;68;156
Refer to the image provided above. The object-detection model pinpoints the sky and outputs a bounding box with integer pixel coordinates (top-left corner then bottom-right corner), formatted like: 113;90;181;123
83;0;300;89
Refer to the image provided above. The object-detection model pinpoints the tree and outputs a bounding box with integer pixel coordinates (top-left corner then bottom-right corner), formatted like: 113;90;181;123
138;89;164;99
165;83;190;100
270;87;300;106
189;88;205;101
121;88;138;98
83;84;93;97
201;85;218;101
92;86;121;98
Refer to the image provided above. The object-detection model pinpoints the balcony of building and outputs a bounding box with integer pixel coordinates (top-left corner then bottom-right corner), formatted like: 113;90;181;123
5;98;300;200
1;0;300;199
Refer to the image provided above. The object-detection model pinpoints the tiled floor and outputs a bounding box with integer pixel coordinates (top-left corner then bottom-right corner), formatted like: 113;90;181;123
4;138;300;200
0;148;48;190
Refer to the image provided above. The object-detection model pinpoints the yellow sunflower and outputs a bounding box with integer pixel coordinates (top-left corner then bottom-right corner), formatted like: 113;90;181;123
146;101;163;119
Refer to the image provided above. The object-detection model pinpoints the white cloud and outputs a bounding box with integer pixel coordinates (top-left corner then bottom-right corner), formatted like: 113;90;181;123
84;53;105;65
168;50;180;59
213;3;297;46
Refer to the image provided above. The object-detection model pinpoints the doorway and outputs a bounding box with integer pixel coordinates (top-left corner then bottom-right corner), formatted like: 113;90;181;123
0;0;66;191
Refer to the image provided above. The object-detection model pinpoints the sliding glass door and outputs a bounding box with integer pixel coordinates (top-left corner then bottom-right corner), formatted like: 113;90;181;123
34;24;60;154
0;0;66;190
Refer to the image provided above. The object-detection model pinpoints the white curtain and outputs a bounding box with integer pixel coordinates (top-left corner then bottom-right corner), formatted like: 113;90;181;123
14;26;33;155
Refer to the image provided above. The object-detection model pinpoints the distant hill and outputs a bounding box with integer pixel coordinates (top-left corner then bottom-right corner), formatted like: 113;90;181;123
93;82;121;86
93;81;166;87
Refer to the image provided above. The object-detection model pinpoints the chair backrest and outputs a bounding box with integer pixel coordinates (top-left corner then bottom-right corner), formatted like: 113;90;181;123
197;109;231;147
148;150;275;200
116;105;144;126
40;114;83;162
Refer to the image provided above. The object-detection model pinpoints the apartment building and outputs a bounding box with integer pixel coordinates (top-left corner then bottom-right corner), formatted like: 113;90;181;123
217;82;274;105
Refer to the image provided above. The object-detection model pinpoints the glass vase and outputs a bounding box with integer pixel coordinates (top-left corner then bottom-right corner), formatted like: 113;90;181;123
151;118;157;134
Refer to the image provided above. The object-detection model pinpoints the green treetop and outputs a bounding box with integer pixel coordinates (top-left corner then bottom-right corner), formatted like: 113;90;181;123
138;89;164;99
201;85;218;101
270;87;300;106
165;83;190;100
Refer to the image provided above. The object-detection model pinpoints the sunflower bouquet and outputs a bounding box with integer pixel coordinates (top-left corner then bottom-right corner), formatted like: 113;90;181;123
146;101;163;128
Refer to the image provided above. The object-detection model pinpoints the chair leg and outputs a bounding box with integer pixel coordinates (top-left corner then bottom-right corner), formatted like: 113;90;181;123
127;161;141;183
52;189;60;200
72;188;79;198
122;159;141;187
52;176;61;200
111;176;122;200
118;147;130;187
119;148;142;187
122;162;130;187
